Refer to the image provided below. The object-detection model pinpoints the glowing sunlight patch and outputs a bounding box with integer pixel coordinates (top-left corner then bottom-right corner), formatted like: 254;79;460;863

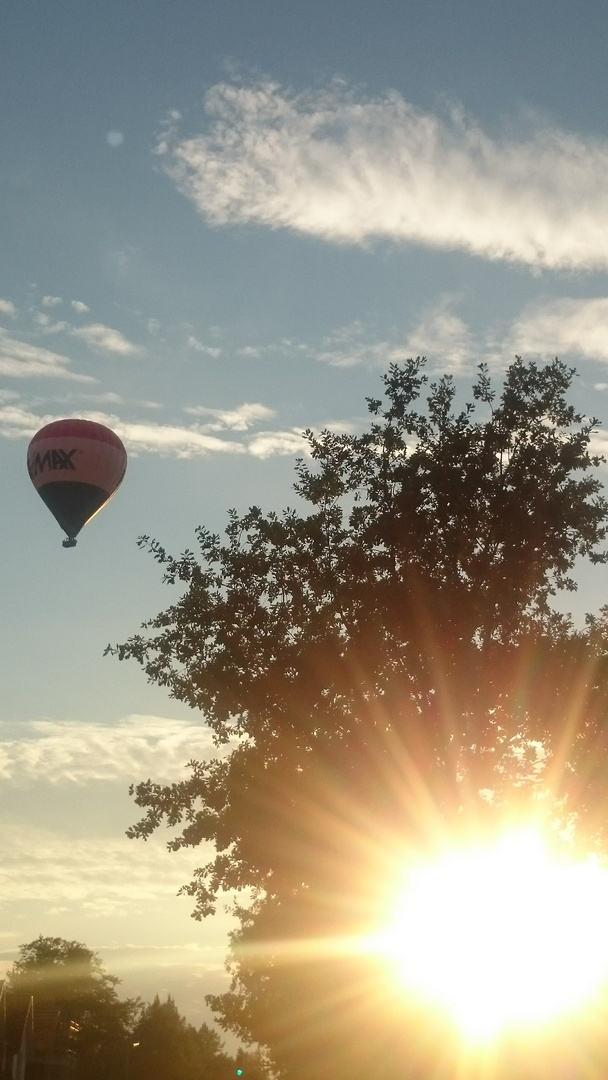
379;828;608;1042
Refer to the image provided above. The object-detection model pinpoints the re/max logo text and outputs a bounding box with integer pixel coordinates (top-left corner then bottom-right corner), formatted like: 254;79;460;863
29;448;78;476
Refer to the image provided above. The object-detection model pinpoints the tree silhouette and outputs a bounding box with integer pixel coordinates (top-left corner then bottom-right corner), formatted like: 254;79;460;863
5;936;137;1080
129;994;240;1080
111;358;608;1078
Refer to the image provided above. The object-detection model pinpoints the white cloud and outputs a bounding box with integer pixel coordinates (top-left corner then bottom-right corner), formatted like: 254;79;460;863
404;295;474;373
50;407;301;459
0;715;217;784
0;298;17;318
0;401;298;458
248;429;307;458
507;297;608;363
0;716;226;920
588;430;608;460
0;331;95;382
316;321;410;369
71;322;138;355
42;295;62;308
187;335;222;358
158;81;608;271
106;130;124;147
313;293;608;375
114;418;245;456
114;415;304;459
184;401;275;431
0;824;200;914
71;300;90;313
0;404;51;438
79;391;124;405
34;313;69;333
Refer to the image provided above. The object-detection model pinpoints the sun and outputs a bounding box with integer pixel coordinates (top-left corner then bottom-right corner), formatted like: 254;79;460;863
377;827;608;1042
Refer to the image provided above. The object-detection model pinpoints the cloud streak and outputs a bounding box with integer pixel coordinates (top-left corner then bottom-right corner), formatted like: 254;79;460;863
0;715;219;784
71;322;138;355
184;401;275;430
0;402;306;459
157;81;608;270
0;824;200;913
0;298;17;318
0;332;96;382
506;297;608;363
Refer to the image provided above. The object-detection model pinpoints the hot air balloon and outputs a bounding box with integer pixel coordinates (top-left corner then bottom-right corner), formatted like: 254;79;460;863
27;419;127;547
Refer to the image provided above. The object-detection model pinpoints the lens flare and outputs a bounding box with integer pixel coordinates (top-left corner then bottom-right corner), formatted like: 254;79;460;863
378;827;608;1042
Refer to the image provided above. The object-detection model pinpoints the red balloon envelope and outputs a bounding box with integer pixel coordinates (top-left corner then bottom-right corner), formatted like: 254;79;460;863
27;419;127;547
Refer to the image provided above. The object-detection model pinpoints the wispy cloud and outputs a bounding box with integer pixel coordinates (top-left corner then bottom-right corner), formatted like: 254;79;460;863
42;295;62;308
157;80;608;270
0;715;217;784
113;418;245;456
114;417;305;458
587;430;608;459
316;321;410;370
184;402;275;430
187;335;222;358
404;296;474;372
0;298;17;318
248;429;308;458
506;297;608;363
0;401;305;459
77;391;124;405
0;404;54;438
71;322;138;355
0;715;241;932
0;824;200;914
0;331;95;382
315;294;608;374
33;312;69;332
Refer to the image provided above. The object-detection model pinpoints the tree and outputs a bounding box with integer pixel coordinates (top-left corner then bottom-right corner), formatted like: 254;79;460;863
5;936;137;1080
235;1046;269;1080
129;994;237;1080
110;358;608;1078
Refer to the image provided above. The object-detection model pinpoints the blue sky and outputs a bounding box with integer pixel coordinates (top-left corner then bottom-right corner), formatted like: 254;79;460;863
3;0;608;1031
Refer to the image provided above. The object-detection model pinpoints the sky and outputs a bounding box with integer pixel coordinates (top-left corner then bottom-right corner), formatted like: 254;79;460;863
3;0;608;1035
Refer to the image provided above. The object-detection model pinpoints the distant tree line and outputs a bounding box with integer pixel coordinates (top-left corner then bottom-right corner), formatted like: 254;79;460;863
0;936;269;1080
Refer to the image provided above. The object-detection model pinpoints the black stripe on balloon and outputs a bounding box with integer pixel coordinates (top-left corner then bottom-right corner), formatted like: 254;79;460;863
37;481;111;539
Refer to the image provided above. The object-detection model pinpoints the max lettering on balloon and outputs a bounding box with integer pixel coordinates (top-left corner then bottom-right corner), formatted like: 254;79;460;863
29;448;78;477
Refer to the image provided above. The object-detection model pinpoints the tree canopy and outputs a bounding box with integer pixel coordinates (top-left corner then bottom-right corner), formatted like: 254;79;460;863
129;994;235;1080
4;937;258;1080
111;357;608;1078
5;935;137;1080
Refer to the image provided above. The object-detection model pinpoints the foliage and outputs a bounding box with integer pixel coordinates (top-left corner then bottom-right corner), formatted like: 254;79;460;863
129;994;236;1080
5;935;138;1080
110;358;608;1077
235;1046;271;1080
4;938;256;1080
